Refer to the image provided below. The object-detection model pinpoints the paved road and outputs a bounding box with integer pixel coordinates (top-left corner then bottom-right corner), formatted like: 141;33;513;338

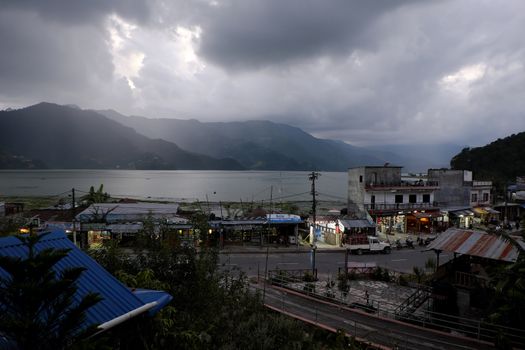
258;283;494;350
220;248;451;278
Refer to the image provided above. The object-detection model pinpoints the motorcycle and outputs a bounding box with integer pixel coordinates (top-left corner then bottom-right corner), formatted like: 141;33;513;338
395;239;403;250
405;237;415;249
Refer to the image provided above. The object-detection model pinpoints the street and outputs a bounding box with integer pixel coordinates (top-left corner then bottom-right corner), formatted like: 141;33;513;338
256;283;494;350
219;248;451;278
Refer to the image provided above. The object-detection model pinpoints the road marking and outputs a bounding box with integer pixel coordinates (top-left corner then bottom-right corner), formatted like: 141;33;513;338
391;259;407;262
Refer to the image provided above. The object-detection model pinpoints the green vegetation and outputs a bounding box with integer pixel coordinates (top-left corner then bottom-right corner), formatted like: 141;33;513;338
0;195;59;210
450;132;525;183
89;236;362;349
81;184;110;204
0;233;101;350
486;234;525;329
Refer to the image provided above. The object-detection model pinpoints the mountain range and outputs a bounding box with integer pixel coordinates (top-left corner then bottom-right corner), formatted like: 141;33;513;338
0;102;463;171
0;103;243;170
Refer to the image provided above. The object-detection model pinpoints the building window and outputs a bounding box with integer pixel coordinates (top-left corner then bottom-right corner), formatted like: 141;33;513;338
483;193;489;202
471;193;478;203
395;195;403;203
409;194;417;203
422;194;430;203
359;175;363;183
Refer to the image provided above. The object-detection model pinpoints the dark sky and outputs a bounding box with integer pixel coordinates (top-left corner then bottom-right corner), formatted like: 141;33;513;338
1;0;524;146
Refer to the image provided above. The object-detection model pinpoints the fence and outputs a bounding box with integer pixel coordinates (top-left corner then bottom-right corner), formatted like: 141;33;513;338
265;272;525;348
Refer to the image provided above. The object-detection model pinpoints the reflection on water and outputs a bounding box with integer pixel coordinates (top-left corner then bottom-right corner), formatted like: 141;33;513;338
0;170;347;202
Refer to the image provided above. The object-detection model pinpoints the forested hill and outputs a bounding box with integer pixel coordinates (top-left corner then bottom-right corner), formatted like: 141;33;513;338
450;132;525;182
0;103;244;170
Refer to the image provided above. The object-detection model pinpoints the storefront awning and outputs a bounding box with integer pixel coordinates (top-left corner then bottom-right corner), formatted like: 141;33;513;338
472;207;489;215
414;211;443;219
484;207;500;214
449;209;475;217
339;219;375;229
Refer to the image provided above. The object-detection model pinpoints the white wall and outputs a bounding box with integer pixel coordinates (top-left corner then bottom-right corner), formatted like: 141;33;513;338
364;191;435;205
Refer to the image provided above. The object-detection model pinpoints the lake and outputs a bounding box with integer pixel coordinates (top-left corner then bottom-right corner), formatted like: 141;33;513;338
0;170;347;203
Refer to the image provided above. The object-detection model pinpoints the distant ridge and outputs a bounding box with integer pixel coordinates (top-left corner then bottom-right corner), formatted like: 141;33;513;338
99;109;406;171
0;103;244;170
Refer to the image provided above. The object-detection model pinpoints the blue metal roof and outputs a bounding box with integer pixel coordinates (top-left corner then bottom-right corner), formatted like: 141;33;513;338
0;230;172;331
132;289;173;315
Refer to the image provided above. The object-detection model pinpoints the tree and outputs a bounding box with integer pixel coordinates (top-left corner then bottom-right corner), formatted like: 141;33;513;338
82;184;110;204
0;233;101;350
487;232;525;328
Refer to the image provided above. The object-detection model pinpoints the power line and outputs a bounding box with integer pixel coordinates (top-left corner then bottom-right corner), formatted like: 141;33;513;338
316;192;347;201
258;191;311;202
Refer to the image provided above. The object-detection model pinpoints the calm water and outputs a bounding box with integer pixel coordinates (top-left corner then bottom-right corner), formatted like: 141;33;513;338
0;170;347;202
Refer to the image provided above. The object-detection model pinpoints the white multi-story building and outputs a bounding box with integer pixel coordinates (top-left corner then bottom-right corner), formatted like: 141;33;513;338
470;181;492;207
347;166;439;234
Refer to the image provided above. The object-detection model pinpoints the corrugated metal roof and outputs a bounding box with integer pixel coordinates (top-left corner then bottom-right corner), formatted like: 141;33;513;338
0;230;172;330
339;219;375;229
427;228;519;262
132;289;173;315
77;202;180;222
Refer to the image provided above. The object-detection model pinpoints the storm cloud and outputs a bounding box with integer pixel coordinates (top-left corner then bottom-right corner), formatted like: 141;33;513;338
0;0;524;147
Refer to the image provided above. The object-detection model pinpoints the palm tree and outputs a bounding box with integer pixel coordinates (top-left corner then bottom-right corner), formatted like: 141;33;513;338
82;184;110;204
482;230;525;328
0;233;101;350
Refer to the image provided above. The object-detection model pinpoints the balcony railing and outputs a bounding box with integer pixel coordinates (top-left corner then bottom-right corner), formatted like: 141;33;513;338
365;181;439;190
364;202;437;211
454;271;488;289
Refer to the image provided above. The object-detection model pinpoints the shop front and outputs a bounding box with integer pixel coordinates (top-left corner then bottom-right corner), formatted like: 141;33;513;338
405;211;445;234
446;209;475;229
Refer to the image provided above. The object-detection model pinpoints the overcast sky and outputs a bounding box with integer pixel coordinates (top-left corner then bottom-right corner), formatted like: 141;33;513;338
1;0;524;147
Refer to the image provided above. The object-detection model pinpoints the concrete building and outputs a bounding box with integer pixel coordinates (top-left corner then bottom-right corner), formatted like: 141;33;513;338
470;181;492;207
76;202;189;247
428;169;473;208
427;170;498;228
348;166;439;234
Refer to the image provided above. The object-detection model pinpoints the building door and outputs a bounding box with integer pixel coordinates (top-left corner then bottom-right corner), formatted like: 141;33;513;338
371;195;375;210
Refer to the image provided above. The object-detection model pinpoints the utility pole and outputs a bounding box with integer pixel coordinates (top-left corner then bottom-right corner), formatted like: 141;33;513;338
504;181;508;225
308;171;320;277
270;185;273;214
309;172;320;227
205;193;211;216
71;188;77;246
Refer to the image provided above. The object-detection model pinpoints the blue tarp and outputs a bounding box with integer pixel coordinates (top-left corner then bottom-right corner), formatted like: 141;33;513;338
0;230;172;331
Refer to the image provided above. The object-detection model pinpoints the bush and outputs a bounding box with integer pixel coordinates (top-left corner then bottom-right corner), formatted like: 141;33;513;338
348;271;358;280
303;282;316;293
398;274;409;286
372;267;385;281
270;269;290;285
325;290;335;299
303;271;316;282
382;268;391;282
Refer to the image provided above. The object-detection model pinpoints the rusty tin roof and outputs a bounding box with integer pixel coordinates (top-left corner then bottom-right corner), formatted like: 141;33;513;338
427;228;519;263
